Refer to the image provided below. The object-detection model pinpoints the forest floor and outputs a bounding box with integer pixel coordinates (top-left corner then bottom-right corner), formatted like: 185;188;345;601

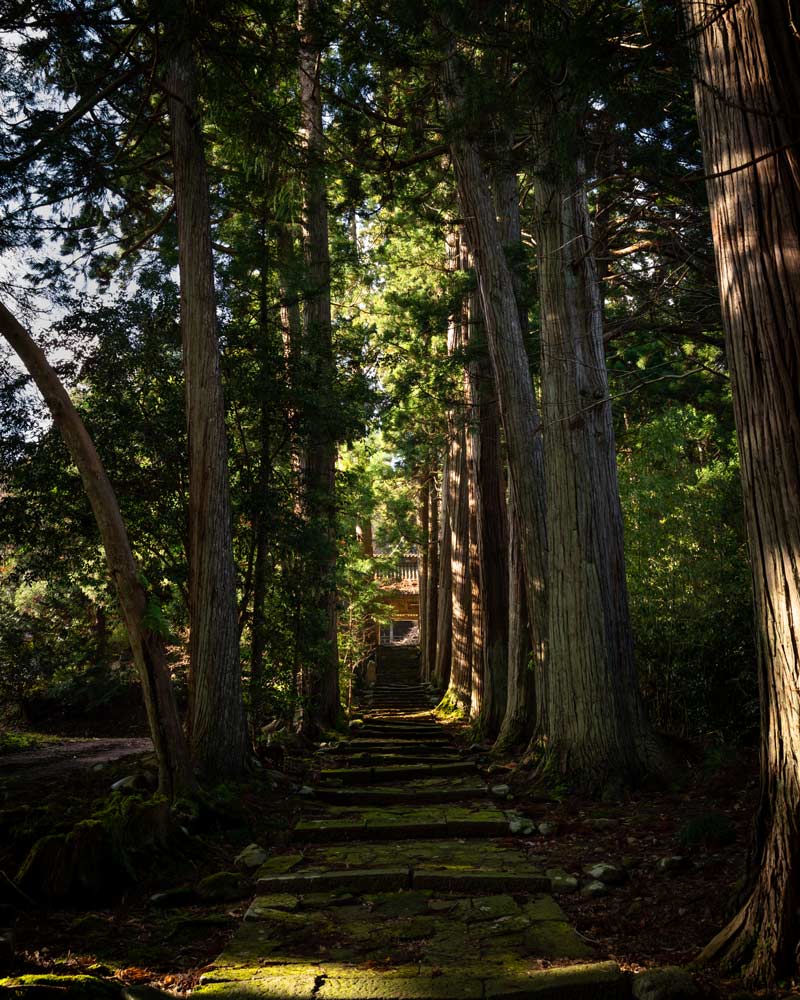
0;662;764;999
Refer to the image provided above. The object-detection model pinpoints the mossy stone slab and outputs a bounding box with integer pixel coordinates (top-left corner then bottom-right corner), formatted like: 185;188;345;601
484;961;626;999
192;976;317;998
245;894;301;919
256;869;411;894
524;921;594;959
317;976;482;999
523;896;568;922
0;975;120;999
255;854;305;877
363;891;432;917
413;871;551;893
468;895;521;922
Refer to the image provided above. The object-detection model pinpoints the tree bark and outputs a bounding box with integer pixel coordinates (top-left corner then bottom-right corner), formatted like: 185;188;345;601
433;452;453;691
0;301;194;801
418;471;429;669
534;108;652;790
684;0;800;985
425;474;440;684
441;48;548;716
495;479;535;752
297;0;340;732
166;38;248;779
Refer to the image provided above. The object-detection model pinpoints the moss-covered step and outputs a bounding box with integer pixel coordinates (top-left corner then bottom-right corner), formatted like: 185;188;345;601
321;742;449;756
292;805;511;843
318;753;464;767
191;891;619;999
255;868;412;894
412;870;551;893
302;839;546;877
312;783;489;805
318;763;475;785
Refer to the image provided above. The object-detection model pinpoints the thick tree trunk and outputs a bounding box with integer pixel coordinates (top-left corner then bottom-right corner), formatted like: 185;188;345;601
534;115;652;790
297;0;339;732
166;40;248;779
465;281;509;734
425;475;440;684
441;51;548;711
433;453;453;691
0;302;194;801
495;480;535;752
684;0;800;985
249;406;272;733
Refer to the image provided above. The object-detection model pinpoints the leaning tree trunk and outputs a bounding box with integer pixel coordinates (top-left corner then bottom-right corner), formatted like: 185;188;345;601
683;0;800;986
534;107;653;792
297;0;340;732
0;302;194;801
166;38;248;779
441;49;549;707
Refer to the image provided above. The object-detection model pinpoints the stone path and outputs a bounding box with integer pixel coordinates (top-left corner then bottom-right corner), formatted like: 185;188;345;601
192;648;628;999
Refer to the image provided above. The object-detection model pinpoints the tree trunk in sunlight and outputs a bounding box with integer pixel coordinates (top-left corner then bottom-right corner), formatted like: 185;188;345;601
466;282;509;735
444;230;472;712
167;37;249;779
418;471;429;678
425;475;440;684
684;0;800;985
433;453;453;691
297;0;340;732
441;49;548;717
534;110;653;792
0;301;194;801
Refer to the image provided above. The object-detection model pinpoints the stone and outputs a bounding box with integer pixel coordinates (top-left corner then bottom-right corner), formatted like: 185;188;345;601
549;874;579;893
245;895;300;920
656;856;688;874
297;786;315;797
537;821;558;837
484;960;625;999
149;886;196;908
197;871;250;903
235;843;268;871
632;967;700;1000
0;974;120;997
583;862;625;885
110;773;150;792
580;879;608;898
491;784;511;797
255;854;304;877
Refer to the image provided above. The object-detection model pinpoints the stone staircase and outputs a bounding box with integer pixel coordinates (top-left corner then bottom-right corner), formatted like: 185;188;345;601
192;646;628;999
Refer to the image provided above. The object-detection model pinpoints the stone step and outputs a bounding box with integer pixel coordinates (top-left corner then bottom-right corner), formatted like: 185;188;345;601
292;805;510;842
319;762;475;785
320;741;454;756
312;784;489;805
317;753;464;766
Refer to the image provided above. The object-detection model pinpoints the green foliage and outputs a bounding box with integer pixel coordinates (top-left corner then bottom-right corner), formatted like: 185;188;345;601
619;404;756;740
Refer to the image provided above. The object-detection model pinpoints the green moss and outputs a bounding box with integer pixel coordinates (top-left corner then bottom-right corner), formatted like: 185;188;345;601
0;974;120;998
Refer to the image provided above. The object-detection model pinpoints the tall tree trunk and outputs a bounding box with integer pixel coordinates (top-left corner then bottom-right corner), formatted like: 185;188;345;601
684;0;800;986
418;472;429;665
466;286;509;736
441;229;471;712
166;38;248;778
441;48;549;715
495;479;535;752
433;453;453;690
534;109;652;790
249;404;272;734
0;302;194;800
297;0;339;731
425;474;440;684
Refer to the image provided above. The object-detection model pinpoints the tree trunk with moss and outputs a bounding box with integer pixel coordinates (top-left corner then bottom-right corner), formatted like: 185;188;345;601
684;0;800;986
